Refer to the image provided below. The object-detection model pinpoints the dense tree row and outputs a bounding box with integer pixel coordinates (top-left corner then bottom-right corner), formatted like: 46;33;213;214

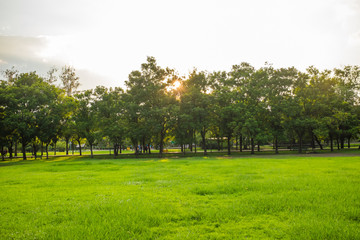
1;57;359;160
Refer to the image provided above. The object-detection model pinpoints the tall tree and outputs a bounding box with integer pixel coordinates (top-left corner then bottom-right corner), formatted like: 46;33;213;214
265;67;297;153
5;72;58;159
333;66;360;148
94;86;126;157
61;96;77;155
124;56;175;156
210;70;237;155
35;83;66;159
74;90;98;158
60;66;80;96
181;70;212;155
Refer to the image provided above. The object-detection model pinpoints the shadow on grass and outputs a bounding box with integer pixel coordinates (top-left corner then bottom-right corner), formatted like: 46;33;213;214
1;148;358;165
0;160;31;167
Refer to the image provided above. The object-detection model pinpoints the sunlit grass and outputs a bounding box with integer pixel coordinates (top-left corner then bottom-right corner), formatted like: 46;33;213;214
10;145;360;159
0;155;359;239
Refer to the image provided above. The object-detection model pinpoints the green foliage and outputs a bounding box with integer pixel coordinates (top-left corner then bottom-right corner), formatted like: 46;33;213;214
93;86;126;156
73;90;99;158
1;60;360;159
124;57;177;155
60;65;80;96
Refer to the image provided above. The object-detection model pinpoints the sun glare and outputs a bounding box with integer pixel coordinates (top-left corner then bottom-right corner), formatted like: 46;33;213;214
173;80;181;89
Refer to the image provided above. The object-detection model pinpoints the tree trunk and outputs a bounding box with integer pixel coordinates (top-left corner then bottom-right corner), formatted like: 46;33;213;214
193;131;196;154
8;140;13;158
1;146;4;161
190;138;193;152
72;140;75;155
65;138;69;155
275;136;279;154
217;135;220;151
227;136;231;155
90;144;93;158
159;134;164;157
135;144;139;158
257;143;260;152
235;135;238;150
340;136;344;149
336;138;340;150
142;138;146;154
46;143;49;159
33;143;37;159
40;142;43;158
240;135;243;152
201;128;207;155
54;142;57;155
299;134;303;154
251;137;254;154
311;131;315;149
14;141;17;157
22;139;27;160
348;137;351;148
78;140;82;155
114;144;118;158
314;135;323;150
330;134;333;152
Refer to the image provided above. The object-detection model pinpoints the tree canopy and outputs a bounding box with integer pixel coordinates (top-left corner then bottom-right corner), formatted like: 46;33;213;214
1;58;359;159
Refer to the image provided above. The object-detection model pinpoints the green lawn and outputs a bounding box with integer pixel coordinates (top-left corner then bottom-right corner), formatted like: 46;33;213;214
1;155;359;239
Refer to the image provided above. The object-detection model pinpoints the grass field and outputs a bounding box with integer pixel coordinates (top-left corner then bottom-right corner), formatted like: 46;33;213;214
1;154;360;239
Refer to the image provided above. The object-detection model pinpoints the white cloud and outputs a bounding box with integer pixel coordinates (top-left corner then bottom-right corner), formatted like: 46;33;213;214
349;31;360;46
0;35;113;90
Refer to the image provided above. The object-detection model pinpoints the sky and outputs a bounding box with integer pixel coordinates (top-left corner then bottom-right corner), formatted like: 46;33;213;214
0;0;359;90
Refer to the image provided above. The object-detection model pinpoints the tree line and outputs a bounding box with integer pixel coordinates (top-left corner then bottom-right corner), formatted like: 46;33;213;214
1;57;359;160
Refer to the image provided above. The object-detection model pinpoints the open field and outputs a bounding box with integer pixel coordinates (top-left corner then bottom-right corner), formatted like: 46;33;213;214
1;154;360;239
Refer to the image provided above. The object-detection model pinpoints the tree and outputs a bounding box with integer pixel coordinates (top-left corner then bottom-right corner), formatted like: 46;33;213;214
35;83;66;159
284;70;315;153
0;80;10;160
210;70;237;155
46;67;58;84
333;66;360;148
60;66;80;96
1;66;18;84
94;86;126;158
124;56;175;157
229;63;267;154
181;70;212;155
0;67;19;158
172;78;193;154
265;67;297;153
4;72;59;159
74;90;98;158
61;100;76;156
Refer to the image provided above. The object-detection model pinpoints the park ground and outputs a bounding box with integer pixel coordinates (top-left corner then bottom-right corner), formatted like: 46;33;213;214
0;152;359;239
8;143;360;159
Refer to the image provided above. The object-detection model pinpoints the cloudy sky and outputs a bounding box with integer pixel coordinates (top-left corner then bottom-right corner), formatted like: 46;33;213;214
0;0;359;90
